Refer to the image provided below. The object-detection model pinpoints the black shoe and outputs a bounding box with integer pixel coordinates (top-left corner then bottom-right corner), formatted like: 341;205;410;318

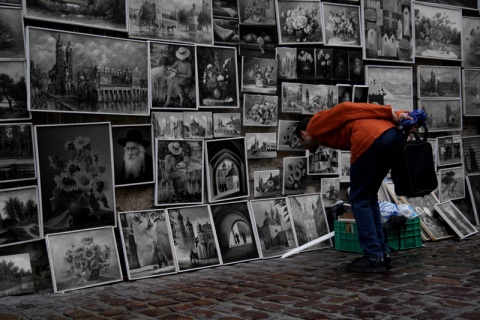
346;256;386;274
384;252;393;270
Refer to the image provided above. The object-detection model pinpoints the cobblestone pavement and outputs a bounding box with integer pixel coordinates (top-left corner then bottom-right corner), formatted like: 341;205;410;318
1;236;479;320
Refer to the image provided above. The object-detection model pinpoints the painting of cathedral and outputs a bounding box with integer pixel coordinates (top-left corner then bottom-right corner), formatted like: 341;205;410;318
152;112;184;139
419;99;462;132
183;111;213;138
26;27;149;116
253;170;281;198
418;66;461;99
246;133;277;159
250;197;298;258
128;0;213;45
167;205;221;271
213;113;242;138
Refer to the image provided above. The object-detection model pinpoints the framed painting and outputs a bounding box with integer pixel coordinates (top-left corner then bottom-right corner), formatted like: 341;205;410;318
0;253;34;297
210;200;261;264
348;51;364;82
213;18;240;45
384;181;402;204
462;136;480;175
35;123;116;235
196;45;239;108
239;0;276;25
315;48;333;80
239;25;276;58
253;170;281;198
281;83;302;114
249;197;298;258
24;0;127;31
419;99;462;132
246;132;277;159
277;120;304;151
352;85;368;103
0;123;35;184
0;6;25;60
413;2;462;61
0;61;30;122
362;0;413;62
128;0;213;45
322;3;361;47
213;112;242;138
332;50;349;80
434;201;478;239
466;174;480;225
45;227;122;293
111;125;155;187
428;138;438;171
437;135;463;168
27;27;149;116
283;156;308;195
365;65;413;111
301;84;338;115
339;151;351;183
155;139;204;206
241;56;278;94
277;48;298;80
0;186;41;247
337;84;353;103
243;94;278;126
205;137;250;203
297;48;315;80
321;177;341;208
287;193;332;250
151;112;184;139
213;0;238;19
118;209;176;280
167;205;221;271
462;69;480;117
150;42;197;110
0;0;21;5
306;146;339;175
462;17;480;68
183;111;213;139
438;166;465;202
417;66;461;99
275;0;323;45
420;0;477;11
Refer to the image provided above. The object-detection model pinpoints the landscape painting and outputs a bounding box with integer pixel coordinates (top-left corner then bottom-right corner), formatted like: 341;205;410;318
0;62;30;122
0;186;40;248
0;124;35;184
0;253;34;297
417;66;461;99
246;132;277;159
27;27;149;116
183;111;213;138
0;6;25;60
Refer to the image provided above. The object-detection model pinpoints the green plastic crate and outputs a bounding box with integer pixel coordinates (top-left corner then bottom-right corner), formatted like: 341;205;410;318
334;218;422;254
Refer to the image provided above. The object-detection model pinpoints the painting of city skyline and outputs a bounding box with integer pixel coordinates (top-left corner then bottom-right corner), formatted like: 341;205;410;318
246;133;277;159
128;0;213;45
0;6;25;60
213;113;241;138
152;112;184;139
0;62;30;122
27;27;149;116
0;124;35;184
281;83;302;114
24;0;127;31
417;66;461;99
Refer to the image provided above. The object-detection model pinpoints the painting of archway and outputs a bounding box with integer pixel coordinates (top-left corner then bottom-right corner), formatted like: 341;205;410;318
210;200;261;264
205;137;249;203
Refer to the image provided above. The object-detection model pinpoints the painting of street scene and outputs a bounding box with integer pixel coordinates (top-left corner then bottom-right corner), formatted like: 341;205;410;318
119;210;176;280
0;253;34;297
0;62;30;122
419;99;462;132
152;112;184;139
183;111;213;138
418;66;461;99
0;186;40;248
246;133;277;159
27;27;149;116
301;84;338;115
167;205;221;271
213;113;241;138
281;83;302;114
366;66;413;111
253;170;281;198
0;124;35;183
250;197;297;258
128;0;213;45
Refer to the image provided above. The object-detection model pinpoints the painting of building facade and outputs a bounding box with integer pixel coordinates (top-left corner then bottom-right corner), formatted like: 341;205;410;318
152;112;184;139
0;62;30;122
27;27;149;116
246;133;277;159
183;111;213;138
253;170;281;198
417;66;461;99
0;123;35;183
213;113;241;138
419;99;462;132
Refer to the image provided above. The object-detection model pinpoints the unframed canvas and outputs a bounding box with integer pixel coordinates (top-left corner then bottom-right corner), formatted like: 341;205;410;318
243;94;278;126
417;66;462;99
277;120;304;151
462;17;480;68
245;132;277;159
322;3;362;47
213;113;242;138
0;253;34;297
183;111;213;139
436;135;463;168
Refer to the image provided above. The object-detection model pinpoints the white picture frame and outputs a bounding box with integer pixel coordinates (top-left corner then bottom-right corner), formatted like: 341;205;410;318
438;166;465;202
434;201;478;239
322;2;362;47
436;135;463;168
419;99;463;132
417;65;461;99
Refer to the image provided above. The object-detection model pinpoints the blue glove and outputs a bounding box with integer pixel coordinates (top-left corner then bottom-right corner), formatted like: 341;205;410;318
400;109;427;127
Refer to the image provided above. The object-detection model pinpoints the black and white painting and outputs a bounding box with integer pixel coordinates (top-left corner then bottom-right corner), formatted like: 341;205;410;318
0;123;35;184
213;112;242;138
283;156;308;195
249;197;298;258
287;193;331;250
0;186;40;247
111;125;155;187
362;0;413;62
414;2;462;61
462;17;480;68
167;205;221;271
321;177;341;208
301;84;338;115
296;48;315;80
210;200;261;263
434;201;478;239
118;209;176;280
150;42;196;110
315;48;333;80
466;174;480;225
197;45;239;108
419;99;462;132
439;166;465;202
128;0;213;45
348;51;363;82
437;135;463;168
46;227;122;293
243;94;278;126
239;0;275;25
462;136;480;175
24;0;127;31
339;151;351;182
366;65;413;111
277;48;297;80
183;111;213;138
307;146;339;175
352;85;368;103
27;27;149;116
0;253;34;297
332;50;349;80
0;6;25;60
155;139;204;206
35;123;116;235
323;3;361;47
246;132;277;159
1;0;21;5
337;84;353;103
462;69;480;117
213;18;240;45
239;25;276;58
277;120;303;151
151;111;184;139
419;0;477;10
213;0;238;19
0;62;30;122
205;137;250;203
417;66;461;99
281;82;302;114
429;138;438;171
241;56;278;94
253;170;281;198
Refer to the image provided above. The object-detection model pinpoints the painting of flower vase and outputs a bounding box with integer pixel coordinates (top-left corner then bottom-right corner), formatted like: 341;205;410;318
322;3;361;47
276;0;323;44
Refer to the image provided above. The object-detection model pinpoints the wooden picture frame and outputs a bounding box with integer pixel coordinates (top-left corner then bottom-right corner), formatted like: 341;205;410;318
438;166;465;202
0;61;31;122
246;132;277;159
213;113;242;138
337;84;353;103
417;66;461;99
462;69;480;117
0;6;25;61
419;99;463;132
253;170;281;198
243;94;278;127
322;3;362;47
352;85;368;103
434;201;478;239
436;135;463;168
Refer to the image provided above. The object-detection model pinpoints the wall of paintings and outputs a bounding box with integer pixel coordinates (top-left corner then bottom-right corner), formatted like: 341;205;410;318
0;0;479;295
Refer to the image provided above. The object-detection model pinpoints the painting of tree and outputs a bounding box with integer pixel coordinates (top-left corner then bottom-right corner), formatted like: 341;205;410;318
0;62;29;121
0;124;35;183
0;253;34;297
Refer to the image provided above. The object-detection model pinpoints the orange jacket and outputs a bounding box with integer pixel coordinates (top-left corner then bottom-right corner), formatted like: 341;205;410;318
306;102;406;164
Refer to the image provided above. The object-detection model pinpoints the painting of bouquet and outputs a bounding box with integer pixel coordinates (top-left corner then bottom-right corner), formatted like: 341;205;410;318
239;0;275;25
296;49;314;79
276;0;323;44
315;49;333;79
241;56;278;94
323;3;361;47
